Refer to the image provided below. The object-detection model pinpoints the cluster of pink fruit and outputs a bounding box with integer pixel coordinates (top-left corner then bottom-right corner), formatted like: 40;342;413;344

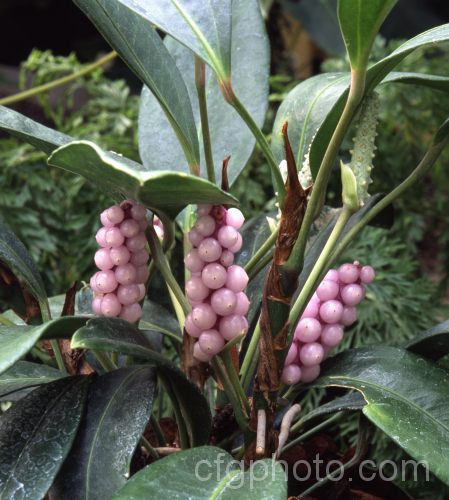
281;262;375;385
184;205;250;362
90;200;151;323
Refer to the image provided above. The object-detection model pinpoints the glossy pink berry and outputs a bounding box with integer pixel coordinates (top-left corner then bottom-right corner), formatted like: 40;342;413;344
228;233;243;253
300;364;320;383
100;210;115;227
210;288;237;316
324;269;339;282
193;342;212;362
316;279;339;301
115;263;137;285
95;227;108;247
341;306;358;326
94;248;114;271
295;318;322;343
191;304;217;330
184;249;205;273
95;270;118;293
92;297;102;315
198;238;222;262
360;265;375;284
299;342;324;367
338;263;360;284
321;324;344;347
101;293;122;317
281;364;302;385
130;204;146;221
202;263;227;289
120;219;140;238
219;314;248;341
219;250;234;267
120;303;142;323
226;208;245;229
188;228;204;247
117;284;141;305
106;205;125;224
234;292;250;316
186;276;210;302
199;329;225;355
195;215;216;237
225;265;248;293
340;284;365;306
217;225;239;249
301;298;320;319
197;204;212;216
105;227;125;248
285;342;298;366
319;300;344;323
126;233;147;252
130;248;150;266
109;246;131;266
135;265;150;284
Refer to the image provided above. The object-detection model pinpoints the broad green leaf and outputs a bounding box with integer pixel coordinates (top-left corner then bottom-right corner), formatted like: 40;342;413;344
0;316;89;375
71;317;212;446
0;376;89;499
50;367;155;500
139;0;269;185
111;446;287;500
73;0;199;169
0;361;64;399
0;105;71;154
107;0;232;79
47;141;237;217
338;0;398;70
405;319;449;361
0;221;48;314
141;299;181;339
315;346;449;484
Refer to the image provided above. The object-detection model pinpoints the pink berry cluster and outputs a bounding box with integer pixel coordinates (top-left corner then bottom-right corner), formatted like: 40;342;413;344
184;205;250;362
282;262;375;385
90;200;151;323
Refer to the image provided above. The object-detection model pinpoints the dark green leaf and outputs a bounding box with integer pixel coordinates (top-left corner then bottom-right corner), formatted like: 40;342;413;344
47;141;237;217
0;361;64;399
0;221;48;313
111;446;287;500
73;0;200;168
405;319;449;360
315;346;449;484
71;317;212;446
50;367;155;500
139;0;269;185
140;299;181;339
338;0;398;70
0;376;89;499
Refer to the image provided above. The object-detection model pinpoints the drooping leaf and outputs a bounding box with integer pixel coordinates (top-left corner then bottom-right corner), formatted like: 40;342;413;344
0;376;89;499
338;0;398;70
47;141;237;217
73;0;200;168
0;361;64;399
71;317;212;446
0;316;89;375
111;446;287;500
315;346;449;484
50;367;155;500
139;0;269;185
405;319;449;361
141;299;181;339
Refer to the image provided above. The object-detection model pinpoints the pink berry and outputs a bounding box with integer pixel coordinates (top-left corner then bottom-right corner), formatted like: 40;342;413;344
324;269;339;282
219;315;248;341
210;288;237;316
137;284;146;301
193;342;212;362
301;298;320;319
120;303;142;323
188;228;204;247
201;263;227;289
130;248;150;266
226;208;245;229
300;364;320;383
299;342;324;367
228;233;243;253
135;265;150;284
191;304;217;330
295;318;322;343
338;263;360;284
140;218;149;232
225;265;248;293
360;265;375;284
94;248;114;270
92;297;102;315
198;238;222;262
106;205;125;224
130;204;147;221
186;276;210;302
95;270;118;293
195;215;216;237
115;263;137;285
100;293;122;317
116;284;140;305
321;324;344;347
126;233;147;252
217;225;239;249
316;280;339;301
100;210;115;227
285;342;298;365
120;219;140;238
109;245;131;266
281;364;302;385
341;306;358;326
219;250;234;267
319;300;344;324
95;227;108;247
184;249;205;273
105;227;125;248
185;314;202;338
90;273;101;293
197;204;212;216
199;329;225;355
340;284;364;306
234;292;250;315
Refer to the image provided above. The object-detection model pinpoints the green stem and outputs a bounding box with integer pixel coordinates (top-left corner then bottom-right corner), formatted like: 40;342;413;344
244;226;279;275
140;436;159;460
0;52;117;106
195;57;215;183
39;300;68;374
31;346;53;364
287;70;366;273
220;350;250;416
240;321;261;393
288;206;353;335
93;350;117;372
151;414;168;446
247;250;274;281
157;212;176;253
160;374;190;449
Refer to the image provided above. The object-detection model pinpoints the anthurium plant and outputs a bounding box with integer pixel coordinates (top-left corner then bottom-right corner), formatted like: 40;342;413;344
1;1;449;498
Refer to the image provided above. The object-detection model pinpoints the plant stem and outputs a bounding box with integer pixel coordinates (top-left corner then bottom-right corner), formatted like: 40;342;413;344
151;414;168;446
0;51;117;106
140;436;159;460
288;206;353;334
93;350;117;372
220;350;250;416
247;250;274;281
160;374;190;449
195;57;215;183
244;226;279;275
157;212;176;253
240;321;261;392
39;302;68;374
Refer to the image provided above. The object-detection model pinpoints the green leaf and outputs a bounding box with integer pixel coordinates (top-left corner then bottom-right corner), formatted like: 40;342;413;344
0;361;64;399
405;320;449;361
0;221;48;314
50;367;155;500
139;0;269;185
0;105;71;155
73;0;200;169
315;346;449;484
0;376;89;499
109;0;232;79
111;446;287;500
141;299;181;339
0;316;89;375
71;317;212;446
47;141;237;217
337;0;398;70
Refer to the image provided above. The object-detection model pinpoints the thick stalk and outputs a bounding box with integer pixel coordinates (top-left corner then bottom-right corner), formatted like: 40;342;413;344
0;52;117;106
93;350;118;372
195;58;215;183
244;226;279;275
